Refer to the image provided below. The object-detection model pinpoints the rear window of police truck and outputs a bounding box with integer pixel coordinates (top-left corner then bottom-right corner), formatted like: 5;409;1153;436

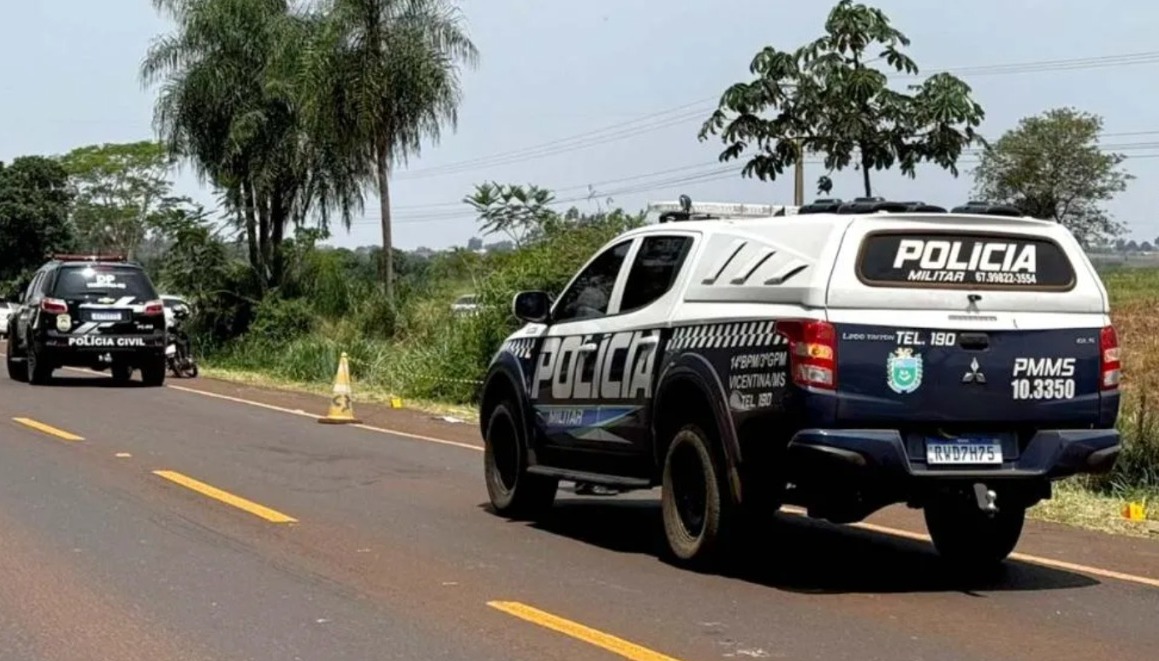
53;265;158;300
855;231;1076;290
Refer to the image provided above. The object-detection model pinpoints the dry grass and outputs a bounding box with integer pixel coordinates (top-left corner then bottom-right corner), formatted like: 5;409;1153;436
1029;479;1155;538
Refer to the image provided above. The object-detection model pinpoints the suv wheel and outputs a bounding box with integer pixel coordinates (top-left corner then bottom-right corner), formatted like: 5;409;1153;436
484;401;557;519
924;498;1025;569
140;357;166;387
26;347;53;385
661;424;733;566
6;347;27;382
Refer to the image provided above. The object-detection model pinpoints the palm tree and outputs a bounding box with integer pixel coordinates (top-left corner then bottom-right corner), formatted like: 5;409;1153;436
142;0;362;287
303;0;478;300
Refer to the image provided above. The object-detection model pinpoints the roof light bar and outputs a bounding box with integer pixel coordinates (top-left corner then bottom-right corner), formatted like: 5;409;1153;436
647;200;797;218
51;253;127;262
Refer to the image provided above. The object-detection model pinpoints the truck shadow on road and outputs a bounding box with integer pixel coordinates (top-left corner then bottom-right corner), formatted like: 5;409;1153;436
36;376;149;388
524;498;1100;595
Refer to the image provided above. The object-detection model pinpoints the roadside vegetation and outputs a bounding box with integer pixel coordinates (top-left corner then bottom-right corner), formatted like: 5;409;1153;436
0;0;1155;531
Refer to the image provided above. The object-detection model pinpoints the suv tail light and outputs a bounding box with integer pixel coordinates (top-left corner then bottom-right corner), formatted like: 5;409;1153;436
142;300;165;316
1100;325;1120;390
776;319;837;390
40;298;68;315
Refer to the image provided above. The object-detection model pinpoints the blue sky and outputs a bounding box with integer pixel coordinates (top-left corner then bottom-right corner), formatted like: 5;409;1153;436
3;0;1158;250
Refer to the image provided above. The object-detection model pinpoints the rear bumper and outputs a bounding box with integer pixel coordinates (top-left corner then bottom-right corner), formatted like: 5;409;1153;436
786;427;1120;482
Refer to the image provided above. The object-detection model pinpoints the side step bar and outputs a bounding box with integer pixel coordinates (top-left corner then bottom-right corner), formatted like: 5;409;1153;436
527;465;652;490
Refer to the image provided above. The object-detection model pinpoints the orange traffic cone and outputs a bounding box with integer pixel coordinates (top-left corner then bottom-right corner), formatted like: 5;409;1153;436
318;352;362;424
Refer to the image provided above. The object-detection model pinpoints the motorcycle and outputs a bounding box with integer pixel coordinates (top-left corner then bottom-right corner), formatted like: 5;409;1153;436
165;302;199;378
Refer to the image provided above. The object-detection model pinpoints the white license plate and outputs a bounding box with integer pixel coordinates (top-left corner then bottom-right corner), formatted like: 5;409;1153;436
90;311;124;321
926;442;1003;465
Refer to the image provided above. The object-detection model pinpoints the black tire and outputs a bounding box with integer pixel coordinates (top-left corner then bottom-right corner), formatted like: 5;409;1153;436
111;364;133;383
26;346;53;385
6;351;27;382
924;499;1025;568
661;424;733;566
140;356;166;387
483;401;557;519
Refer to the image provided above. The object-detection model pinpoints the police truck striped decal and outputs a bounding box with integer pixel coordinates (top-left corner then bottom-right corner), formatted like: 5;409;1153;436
668;321;787;350
501;337;536;359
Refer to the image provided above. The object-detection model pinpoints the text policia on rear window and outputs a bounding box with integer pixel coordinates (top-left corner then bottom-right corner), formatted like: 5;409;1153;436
855;231;1076;290
54;266;157;299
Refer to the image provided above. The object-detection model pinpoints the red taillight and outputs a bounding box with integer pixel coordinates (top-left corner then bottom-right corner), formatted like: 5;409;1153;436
776;319;837;390
143;300;164;316
1100;325;1120;390
40;298;68;315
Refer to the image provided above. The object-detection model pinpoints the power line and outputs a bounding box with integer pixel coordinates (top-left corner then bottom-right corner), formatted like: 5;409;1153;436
347;150;1159;228
392;50;1159;181
383;134;1159;215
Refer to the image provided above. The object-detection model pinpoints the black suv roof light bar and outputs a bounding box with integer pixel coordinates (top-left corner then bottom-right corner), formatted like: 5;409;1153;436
51;253;128;262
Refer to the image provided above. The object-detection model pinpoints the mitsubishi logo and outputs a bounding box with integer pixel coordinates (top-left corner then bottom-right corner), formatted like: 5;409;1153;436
962;358;986;384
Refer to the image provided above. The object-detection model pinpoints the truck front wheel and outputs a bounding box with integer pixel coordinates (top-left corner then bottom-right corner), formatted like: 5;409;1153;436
483;401;557;519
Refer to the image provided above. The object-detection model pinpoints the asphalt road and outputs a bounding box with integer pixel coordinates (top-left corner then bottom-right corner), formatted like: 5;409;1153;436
0;354;1158;660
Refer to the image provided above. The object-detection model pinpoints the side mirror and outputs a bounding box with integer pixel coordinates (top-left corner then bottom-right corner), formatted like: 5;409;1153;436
512;291;551;324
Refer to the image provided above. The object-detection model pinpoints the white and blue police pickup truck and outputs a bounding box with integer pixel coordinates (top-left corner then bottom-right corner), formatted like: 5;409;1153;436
478;196;1122;569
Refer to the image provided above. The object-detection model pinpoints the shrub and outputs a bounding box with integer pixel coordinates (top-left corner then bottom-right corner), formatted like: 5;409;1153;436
248;296;316;343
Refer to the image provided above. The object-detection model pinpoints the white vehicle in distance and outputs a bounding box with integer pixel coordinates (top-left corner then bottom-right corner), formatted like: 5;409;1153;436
0;301;17;337
451;294;480;316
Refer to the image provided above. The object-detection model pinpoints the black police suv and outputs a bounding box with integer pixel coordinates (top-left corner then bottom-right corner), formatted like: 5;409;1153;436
5;255;169;386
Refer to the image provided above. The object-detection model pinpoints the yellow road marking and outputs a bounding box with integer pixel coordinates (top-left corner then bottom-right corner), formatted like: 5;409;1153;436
488;601;683;661
12;417;84;442
152;470;297;523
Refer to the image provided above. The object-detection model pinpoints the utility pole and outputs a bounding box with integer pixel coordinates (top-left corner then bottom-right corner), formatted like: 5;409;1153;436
793;138;805;205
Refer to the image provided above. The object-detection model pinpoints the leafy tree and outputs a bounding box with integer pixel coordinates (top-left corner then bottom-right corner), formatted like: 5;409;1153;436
0;156;75;287
302;0;479;300
972;107;1132;248
59;141;192;259
464;182;557;247
698;0;985;197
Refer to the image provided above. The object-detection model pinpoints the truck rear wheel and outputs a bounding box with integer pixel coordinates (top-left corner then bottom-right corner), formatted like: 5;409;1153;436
27;347;53;385
6;350;27;383
924;499;1025;568
661;424;733;566
484;401;557;519
140;357;166;387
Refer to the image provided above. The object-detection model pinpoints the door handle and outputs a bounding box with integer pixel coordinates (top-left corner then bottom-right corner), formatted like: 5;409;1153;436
958;332;990;350
578;343;598;353
636;336;659;346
